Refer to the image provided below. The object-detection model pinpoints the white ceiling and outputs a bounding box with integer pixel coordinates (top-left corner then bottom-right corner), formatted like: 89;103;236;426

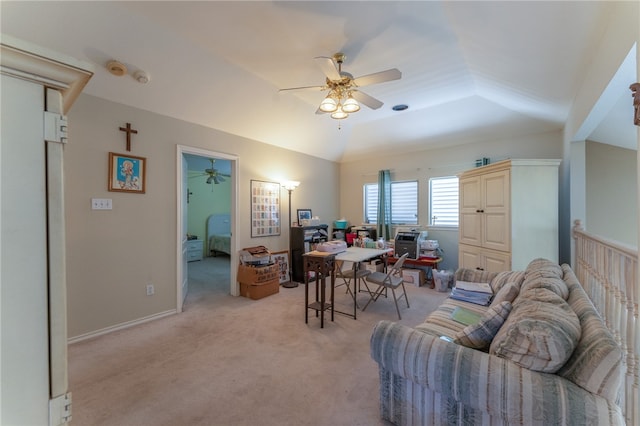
1;1;636;162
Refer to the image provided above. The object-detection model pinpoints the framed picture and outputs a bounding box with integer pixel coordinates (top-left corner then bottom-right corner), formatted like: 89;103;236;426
108;152;146;193
250;180;281;237
271;250;290;284
297;209;312;225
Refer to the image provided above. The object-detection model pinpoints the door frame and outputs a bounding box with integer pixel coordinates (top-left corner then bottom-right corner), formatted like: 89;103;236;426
176;145;239;312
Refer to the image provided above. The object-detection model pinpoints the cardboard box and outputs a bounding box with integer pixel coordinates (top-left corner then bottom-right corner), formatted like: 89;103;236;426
237;263;279;284
402;268;425;287
239;278;279;300
364;260;385;273
239;245;271;265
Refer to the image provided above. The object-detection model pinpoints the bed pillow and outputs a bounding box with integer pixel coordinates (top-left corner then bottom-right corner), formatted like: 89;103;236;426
453;301;512;350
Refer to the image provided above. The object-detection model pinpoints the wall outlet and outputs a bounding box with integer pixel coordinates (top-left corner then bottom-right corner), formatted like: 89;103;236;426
146;284;154;296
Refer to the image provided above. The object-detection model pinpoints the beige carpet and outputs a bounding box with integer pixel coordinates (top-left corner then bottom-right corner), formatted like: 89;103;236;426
68;256;450;426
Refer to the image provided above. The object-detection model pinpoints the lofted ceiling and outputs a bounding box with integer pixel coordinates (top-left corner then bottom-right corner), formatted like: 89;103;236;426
1;1;636;163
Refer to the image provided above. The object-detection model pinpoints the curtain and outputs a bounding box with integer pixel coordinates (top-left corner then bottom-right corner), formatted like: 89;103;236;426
377;169;391;241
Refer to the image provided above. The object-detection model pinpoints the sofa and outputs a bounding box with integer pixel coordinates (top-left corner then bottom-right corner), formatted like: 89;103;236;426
370;259;624;425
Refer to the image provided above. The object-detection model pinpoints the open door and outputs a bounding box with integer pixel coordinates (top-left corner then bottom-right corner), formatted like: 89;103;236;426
176;145;239;312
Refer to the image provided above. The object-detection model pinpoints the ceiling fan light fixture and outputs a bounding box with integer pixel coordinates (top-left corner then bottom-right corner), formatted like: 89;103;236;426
206;176;213;184
331;106;348;120
342;95;360;113
319;95;338;112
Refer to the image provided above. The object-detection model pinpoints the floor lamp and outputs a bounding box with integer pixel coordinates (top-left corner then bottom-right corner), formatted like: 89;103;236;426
283;181;300;288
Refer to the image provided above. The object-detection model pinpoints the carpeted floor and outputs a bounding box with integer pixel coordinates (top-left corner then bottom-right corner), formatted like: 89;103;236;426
68;256;450;426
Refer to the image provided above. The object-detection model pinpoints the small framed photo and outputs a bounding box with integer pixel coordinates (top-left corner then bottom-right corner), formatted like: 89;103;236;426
108;152;146;193
297;209;312;225
271;250;290;285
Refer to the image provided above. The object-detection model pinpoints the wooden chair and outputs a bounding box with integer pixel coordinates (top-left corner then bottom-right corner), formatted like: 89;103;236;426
362;253;410;319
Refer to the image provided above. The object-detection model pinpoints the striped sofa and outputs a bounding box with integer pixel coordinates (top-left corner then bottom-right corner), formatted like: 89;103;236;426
370;259;625;425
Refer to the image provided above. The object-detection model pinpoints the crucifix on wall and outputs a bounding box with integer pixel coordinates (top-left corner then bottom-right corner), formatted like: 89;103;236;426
119;122;138;151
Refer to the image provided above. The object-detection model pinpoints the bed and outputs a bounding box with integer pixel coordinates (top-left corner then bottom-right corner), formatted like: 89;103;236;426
207;213;231;256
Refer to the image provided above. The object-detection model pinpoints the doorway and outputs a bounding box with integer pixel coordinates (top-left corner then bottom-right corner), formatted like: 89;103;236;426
176;145;238;313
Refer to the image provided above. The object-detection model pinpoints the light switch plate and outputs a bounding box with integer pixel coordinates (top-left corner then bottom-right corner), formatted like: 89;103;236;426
91;198;112;210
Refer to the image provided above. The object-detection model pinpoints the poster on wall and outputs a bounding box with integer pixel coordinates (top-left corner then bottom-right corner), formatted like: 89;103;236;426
108;152;146;193
271;250;290;284
250;180;281;237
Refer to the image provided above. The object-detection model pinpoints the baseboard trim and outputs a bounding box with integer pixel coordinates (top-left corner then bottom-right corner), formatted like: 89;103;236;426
68;309;177;344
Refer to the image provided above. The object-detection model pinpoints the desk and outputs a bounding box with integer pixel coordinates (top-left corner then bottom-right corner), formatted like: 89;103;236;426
335;247;393;319
387;256;442;287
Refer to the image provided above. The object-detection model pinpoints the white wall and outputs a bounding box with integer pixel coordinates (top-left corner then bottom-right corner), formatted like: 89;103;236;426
564;1;639;262
339;131;564;271
65;94;339;339
586;141;637;246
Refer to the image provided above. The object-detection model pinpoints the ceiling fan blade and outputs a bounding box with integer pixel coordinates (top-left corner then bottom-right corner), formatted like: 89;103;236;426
279;85;325;93
314;56;341;81
352;90;384;110
352;68;402;87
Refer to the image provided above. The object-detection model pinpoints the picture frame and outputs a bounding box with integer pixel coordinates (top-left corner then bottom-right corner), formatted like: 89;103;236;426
297;209;312;225
250;180;281;237
271;250;290;285
108;152;146;193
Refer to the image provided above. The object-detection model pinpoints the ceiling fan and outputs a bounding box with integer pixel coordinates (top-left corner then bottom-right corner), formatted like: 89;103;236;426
279;52;401;120
189;159;230;185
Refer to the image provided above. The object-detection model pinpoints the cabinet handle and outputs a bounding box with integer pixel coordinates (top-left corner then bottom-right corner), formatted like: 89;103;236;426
476;267;485;271
476;209;484;213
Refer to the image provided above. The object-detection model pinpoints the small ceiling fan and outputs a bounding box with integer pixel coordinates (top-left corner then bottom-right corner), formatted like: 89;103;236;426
279;52;401;120
189;159;230;185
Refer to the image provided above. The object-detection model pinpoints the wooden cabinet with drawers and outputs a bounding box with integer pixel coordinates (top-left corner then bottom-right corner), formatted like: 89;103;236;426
458;159;561;273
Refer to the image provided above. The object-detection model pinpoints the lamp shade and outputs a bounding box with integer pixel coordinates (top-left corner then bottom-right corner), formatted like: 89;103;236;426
342;95;360;113
319;95;338;113
283;180;300;191
331;106;348;119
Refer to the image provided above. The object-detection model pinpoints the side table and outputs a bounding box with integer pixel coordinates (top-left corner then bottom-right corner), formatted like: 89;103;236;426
303;251;336;328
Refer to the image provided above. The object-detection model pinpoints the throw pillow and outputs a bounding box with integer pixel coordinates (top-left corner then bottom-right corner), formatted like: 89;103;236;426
453;301;512;350
490;282;519;308
490;296;581;373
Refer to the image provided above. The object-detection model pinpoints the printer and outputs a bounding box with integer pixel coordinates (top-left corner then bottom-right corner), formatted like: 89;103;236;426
394;230;428;259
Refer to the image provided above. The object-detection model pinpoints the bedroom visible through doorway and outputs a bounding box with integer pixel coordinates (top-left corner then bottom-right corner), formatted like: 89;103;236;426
177;146;238;312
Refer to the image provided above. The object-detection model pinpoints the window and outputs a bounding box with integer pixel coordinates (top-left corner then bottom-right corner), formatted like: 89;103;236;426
364;180;418;224
429;176;459;227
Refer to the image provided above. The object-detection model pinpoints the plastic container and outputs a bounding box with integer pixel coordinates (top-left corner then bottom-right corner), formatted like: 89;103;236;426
334;220;348;229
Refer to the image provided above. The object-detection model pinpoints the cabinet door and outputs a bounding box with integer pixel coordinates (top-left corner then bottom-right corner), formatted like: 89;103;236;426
458;244;482;270
459;176;482;246
481;170;510;252
458;244;511;273
483;250;511;273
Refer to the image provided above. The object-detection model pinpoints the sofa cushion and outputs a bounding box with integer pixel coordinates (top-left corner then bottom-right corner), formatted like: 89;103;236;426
490;282;519;308
490;292;581;373
525;258;563;277
557;264;624;401
490;270;525;293
453;301;512;349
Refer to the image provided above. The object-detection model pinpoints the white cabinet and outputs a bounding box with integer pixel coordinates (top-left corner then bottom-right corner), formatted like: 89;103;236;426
458;159;560;272
186;239;204;262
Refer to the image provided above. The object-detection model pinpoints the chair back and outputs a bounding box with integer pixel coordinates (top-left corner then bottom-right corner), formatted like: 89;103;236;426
384;253;409;284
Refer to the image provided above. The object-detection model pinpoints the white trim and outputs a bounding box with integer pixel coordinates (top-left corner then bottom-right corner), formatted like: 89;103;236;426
67;310;176;344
